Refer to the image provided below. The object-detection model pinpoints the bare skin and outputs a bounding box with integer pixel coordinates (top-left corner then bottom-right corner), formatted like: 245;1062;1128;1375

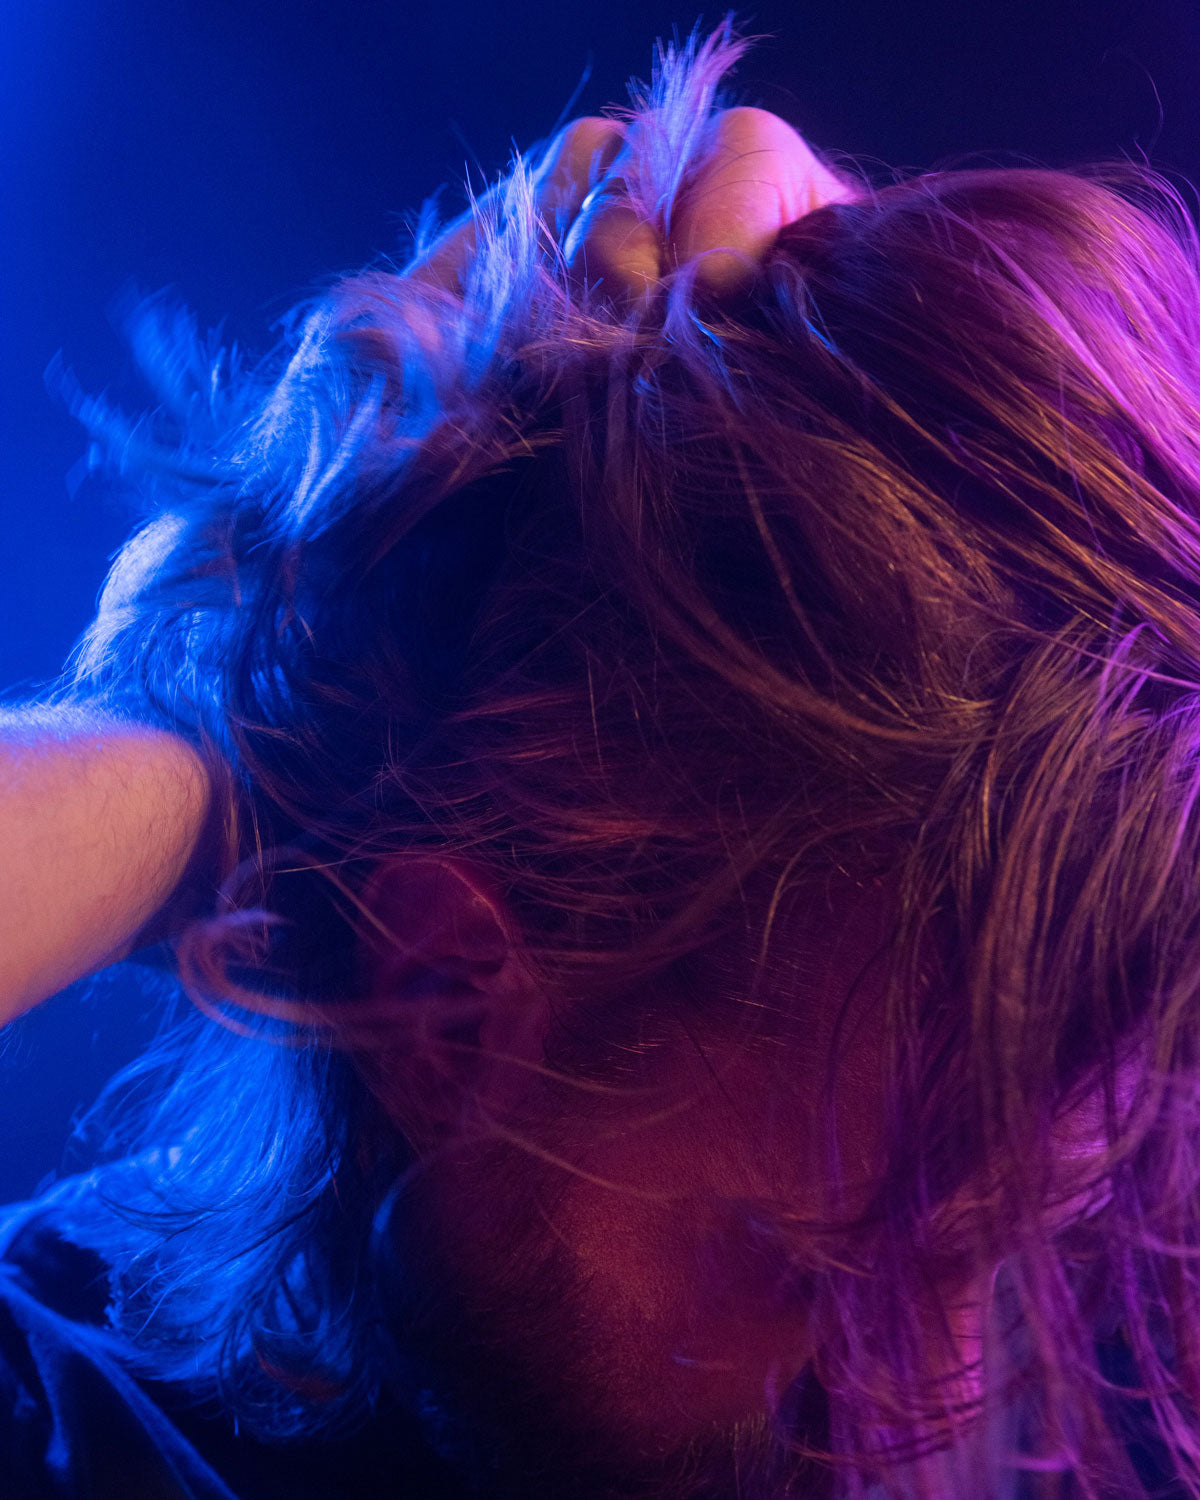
3;104;882;1498
2;104;849;1025
361;861;945;1488
410;105;855;303
0;710;209;1026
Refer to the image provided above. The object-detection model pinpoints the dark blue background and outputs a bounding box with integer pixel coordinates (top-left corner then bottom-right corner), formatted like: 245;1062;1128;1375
2;0;1198;1203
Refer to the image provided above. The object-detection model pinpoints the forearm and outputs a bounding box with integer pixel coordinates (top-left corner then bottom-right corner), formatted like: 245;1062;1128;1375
0;707;212;1026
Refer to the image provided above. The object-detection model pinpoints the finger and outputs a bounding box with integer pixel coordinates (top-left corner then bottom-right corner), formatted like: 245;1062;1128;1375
409;116;625;294
562;132;663;312
530;116;627;236
670;106;856;297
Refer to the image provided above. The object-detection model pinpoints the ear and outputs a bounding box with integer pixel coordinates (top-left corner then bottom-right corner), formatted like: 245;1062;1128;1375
355;856;547;1143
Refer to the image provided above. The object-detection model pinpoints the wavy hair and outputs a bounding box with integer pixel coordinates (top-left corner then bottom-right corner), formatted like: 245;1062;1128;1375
53;19;1200;1497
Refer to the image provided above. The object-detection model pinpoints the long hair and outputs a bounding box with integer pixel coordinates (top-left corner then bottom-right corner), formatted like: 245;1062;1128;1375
54;19;1200;1496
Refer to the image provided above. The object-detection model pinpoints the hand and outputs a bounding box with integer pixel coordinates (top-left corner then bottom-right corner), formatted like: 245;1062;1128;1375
410;106;854;305
564;105;855;302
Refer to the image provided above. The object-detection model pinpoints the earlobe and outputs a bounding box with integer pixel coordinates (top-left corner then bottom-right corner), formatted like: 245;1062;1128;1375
355;855;546;1141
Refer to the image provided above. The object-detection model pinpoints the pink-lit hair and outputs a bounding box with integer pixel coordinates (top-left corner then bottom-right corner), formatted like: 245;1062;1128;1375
63;20;1200;1497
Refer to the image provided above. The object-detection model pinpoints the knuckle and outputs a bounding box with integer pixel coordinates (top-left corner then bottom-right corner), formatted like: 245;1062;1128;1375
555;116;625;172
712;105;803;153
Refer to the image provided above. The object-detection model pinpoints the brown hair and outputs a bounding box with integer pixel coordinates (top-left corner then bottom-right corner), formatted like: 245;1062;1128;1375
67;25;1200;1496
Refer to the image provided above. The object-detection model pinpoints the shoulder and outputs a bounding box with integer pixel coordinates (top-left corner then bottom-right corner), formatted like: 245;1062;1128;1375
0;1172;115;1324
0;1170;243;1499
0;1170;467;1500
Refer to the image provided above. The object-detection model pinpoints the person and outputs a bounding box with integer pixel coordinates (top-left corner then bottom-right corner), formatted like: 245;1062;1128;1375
3;20;1200;1498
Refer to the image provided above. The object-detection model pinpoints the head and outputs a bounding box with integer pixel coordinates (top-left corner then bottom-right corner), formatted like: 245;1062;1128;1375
62;28;1200;1500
